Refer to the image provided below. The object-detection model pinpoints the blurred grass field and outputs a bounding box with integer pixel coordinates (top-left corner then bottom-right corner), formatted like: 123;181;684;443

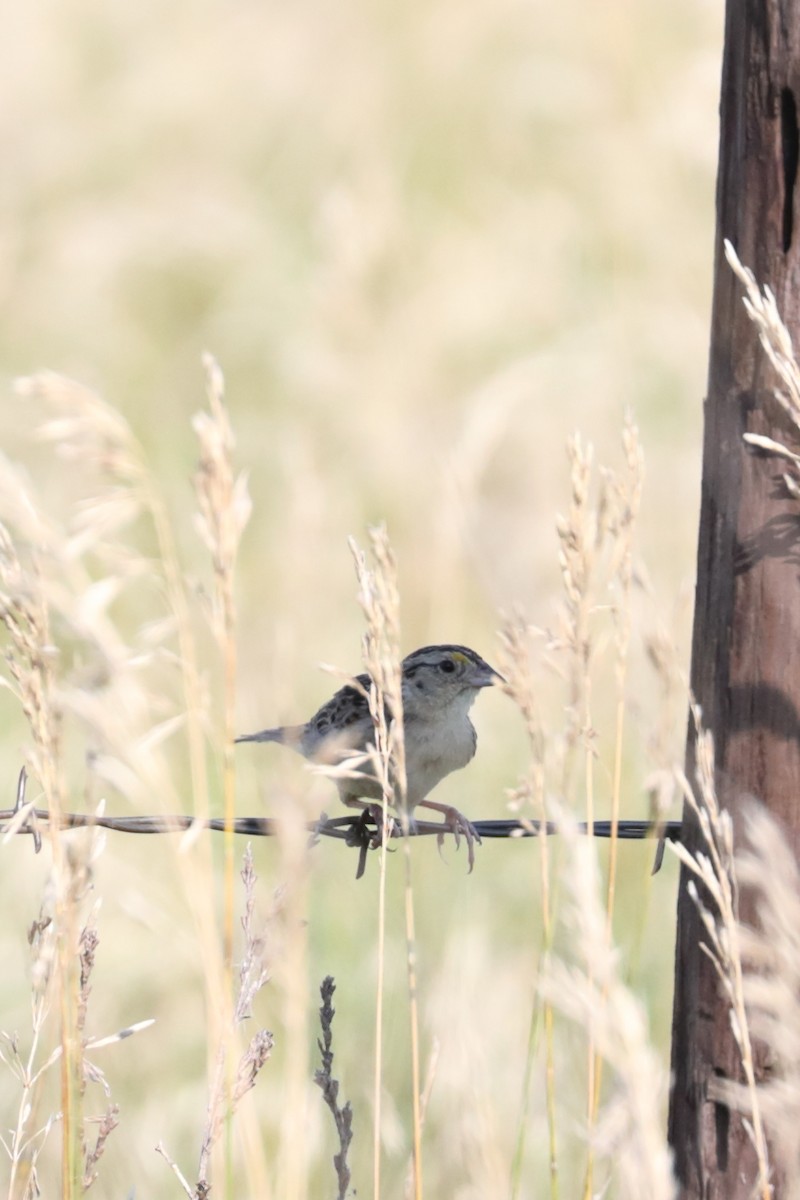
0;0;723;1196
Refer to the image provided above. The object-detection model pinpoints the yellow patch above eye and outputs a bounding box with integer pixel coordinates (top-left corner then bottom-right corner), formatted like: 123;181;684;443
451;651;469;665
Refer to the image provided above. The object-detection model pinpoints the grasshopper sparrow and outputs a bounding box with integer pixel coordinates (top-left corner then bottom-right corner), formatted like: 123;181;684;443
236;644;502;867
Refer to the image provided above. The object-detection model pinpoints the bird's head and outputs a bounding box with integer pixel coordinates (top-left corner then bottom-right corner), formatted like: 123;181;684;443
400;644;503;715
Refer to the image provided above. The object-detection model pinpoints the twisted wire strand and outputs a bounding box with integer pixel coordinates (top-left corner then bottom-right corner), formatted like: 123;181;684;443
3;767;681;876
1;805;682;843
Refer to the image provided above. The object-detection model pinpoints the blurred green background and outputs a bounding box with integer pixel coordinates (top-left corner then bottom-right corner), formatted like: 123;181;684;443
0;0;721;1194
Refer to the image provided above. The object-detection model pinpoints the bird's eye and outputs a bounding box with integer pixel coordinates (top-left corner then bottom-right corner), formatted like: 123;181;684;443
439;659;456;674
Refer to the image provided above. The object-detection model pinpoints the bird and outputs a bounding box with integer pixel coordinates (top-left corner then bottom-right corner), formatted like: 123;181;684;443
236;644;502;868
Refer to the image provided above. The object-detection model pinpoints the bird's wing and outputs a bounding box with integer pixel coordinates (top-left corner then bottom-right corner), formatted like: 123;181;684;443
237;672;398;764
301;673;369;754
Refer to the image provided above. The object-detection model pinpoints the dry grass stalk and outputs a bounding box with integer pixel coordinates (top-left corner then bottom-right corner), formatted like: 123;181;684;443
193;354;252;610
669;705;771;1200
0;817;146;1198
724;240;800;427
348;527;407;818
349;526;421;1200
542;809;675;1200
3;364;267;1200
192;846;273;1195
588;416;645;1173
604;414;644;919
704;806;800;1197
498;427;651;1198
155;1143;196;1198
402;1039;440;1200
192;354;252;1183
643;606;689;856
0;362;684;1198
0;523;83;1197
81;1106;120;1192
725;241;800;497
499;614;559;1200
555;431;638;1197
29;369;219;816
3;372;226;1194
0;529;62;805
1;899;61;1200
0;464;125;1197
723;250;800;1183
76;911;138;1193
555;435;602;1194
555;434;597;790
6;373;209;824
314;976;354;1200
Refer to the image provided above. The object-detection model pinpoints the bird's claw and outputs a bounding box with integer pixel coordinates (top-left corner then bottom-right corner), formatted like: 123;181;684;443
345;805;398;878
434;807;482;872
366;803;398;848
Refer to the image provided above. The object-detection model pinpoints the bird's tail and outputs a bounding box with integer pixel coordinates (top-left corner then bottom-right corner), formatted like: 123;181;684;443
235;725;306;751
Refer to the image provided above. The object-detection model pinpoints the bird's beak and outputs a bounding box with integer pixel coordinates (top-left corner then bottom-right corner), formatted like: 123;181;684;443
470;661;505;688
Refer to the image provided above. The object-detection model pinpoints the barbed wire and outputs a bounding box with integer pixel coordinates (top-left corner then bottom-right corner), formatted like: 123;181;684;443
3;768;681;877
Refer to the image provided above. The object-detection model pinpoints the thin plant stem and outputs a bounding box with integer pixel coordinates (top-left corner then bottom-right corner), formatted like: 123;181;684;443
33;587;81;1199
373;795;389;1200
590;415;642;1140
509;932;558;1200
555;436;599;1200
581;681;596;1200
7;967;49;1198
587;689;625;1141
192;356;253;1196
349;528;416;1199
605;693;626;931
222;583;237;971
604;415;643;944
503;618;559;1200
222;551;237;1195
403;833;423;1200
50;805;81;1200
509;982;541;1199
672;710;772;1200
539;814;558;1200
534;705;557;1198
557;433;594;803
277;858;311;1200
543;996;557;1197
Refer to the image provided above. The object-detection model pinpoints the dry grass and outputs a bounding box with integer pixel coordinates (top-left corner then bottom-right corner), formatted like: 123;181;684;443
667;712;800;1199
0;3;727;1197
734;809;800;1197
541;808;675;1200
726;240;800;495
349;527;418;1199
671;710;771;1199
0;369;690;1198
314;976;354;1200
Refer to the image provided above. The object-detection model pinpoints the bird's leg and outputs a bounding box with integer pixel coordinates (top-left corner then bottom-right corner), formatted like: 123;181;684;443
415;799;482;872
341;795;397;848
340;800;378;878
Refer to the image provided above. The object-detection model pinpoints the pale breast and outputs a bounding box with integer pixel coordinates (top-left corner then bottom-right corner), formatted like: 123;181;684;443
317;689;480;810
403;711;477;806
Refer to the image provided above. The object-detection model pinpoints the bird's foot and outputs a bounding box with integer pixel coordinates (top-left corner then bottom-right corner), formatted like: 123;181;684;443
430;806;482;872
364;802;399;848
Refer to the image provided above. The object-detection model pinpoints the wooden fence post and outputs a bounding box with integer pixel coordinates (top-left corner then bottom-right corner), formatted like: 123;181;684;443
668;2;800;1196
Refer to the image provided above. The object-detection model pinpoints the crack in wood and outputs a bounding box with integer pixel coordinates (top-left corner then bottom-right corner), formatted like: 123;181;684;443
781;87;798;252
